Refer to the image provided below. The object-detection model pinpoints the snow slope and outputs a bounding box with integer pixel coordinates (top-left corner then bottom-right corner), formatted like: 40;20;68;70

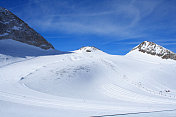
0;42;176;117
0;39;63;67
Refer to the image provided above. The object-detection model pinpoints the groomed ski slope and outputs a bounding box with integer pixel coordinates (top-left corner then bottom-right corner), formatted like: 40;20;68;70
0;41;176;117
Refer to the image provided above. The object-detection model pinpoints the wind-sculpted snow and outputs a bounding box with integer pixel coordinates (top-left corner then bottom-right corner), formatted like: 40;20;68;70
21;63;103;99
0;44;176;117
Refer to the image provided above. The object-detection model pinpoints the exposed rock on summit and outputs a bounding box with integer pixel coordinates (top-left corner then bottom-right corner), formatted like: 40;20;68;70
130;41;176;60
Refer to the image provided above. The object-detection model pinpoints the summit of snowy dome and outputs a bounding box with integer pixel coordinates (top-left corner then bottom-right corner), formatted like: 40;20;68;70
75;46;104;53
127;41;176;60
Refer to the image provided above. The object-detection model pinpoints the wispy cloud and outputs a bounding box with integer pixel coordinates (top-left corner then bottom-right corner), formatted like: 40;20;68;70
2;0;176;54
10;0;162;39
8;0;176;46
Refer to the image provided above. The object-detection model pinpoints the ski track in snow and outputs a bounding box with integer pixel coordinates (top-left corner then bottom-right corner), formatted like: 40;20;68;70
91;109;176;117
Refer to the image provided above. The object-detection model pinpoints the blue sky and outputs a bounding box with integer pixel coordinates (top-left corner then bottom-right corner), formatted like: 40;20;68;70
1;0;176;54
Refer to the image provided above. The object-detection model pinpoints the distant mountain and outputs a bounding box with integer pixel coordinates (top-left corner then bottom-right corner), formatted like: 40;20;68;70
0;7;54;50
129;41;176;60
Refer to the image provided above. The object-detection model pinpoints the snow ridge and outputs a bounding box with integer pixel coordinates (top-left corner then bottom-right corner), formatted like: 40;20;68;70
130;41;176;60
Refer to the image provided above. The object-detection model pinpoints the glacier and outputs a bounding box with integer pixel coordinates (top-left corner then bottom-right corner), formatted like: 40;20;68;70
0;40;176;117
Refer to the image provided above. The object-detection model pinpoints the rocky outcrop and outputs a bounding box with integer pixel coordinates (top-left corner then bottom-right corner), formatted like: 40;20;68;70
131;41;176;60
0;7;54;50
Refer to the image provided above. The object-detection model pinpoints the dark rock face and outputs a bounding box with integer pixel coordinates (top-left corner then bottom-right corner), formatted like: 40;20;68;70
131;41;176;60
0;7;54;50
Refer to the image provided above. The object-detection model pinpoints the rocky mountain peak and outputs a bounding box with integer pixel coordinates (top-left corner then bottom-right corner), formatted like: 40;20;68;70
130;41;176;60
0;6;6;12
0;6;54;50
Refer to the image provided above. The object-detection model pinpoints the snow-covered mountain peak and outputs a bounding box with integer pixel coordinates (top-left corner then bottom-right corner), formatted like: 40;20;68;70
76;46;103;53
128;41;176;60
